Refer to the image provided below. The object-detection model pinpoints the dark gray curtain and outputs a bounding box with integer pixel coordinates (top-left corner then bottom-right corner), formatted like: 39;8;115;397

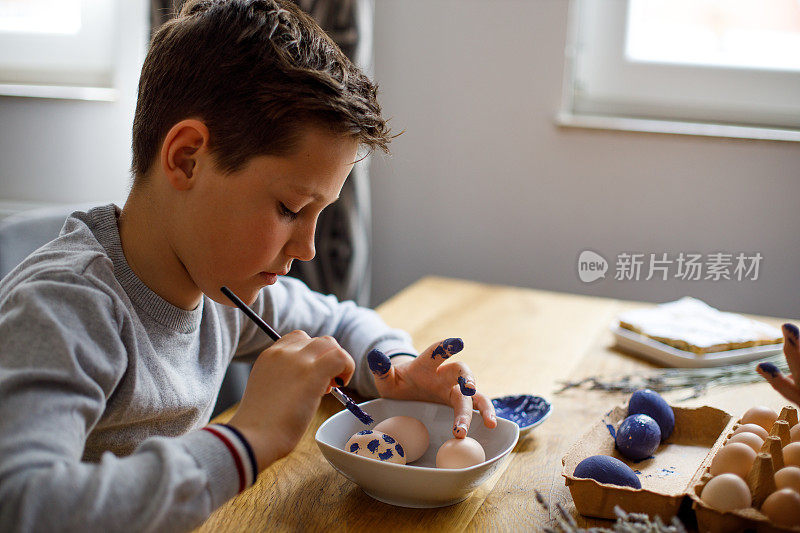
150;0;374;306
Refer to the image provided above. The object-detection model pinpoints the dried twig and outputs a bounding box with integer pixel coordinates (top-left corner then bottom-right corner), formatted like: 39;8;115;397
534;496;688;533
555;354;788;400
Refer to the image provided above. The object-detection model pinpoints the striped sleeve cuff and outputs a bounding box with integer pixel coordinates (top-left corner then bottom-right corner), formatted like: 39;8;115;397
202;424;258;493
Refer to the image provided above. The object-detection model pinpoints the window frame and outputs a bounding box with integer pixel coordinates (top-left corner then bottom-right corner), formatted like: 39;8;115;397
557;0;800;142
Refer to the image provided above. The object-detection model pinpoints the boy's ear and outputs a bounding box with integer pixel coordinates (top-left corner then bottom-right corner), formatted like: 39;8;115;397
160;119;211;191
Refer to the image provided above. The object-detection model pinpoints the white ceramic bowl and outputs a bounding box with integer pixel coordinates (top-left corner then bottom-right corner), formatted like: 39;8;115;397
315;398;519;508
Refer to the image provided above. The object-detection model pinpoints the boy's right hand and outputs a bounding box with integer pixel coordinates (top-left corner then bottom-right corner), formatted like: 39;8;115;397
227;330;354;472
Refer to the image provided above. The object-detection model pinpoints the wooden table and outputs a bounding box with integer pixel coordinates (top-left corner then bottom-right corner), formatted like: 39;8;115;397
196;276;795;532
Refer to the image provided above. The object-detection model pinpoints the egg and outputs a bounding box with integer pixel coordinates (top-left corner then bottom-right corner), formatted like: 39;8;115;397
436;437;485;469
628;389;675;441
784;442;800;468
741;406;779;432
615;414;661;461
726;431;764;453
710;442;756;479
775;466;800;493
374;416;429;463
700;473;751;512
573;455;641;489
732;423;769;440
791;423;800;443
761;488;800;527
345;429;406;464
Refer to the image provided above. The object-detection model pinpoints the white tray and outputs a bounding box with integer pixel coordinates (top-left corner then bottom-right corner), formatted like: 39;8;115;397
611;325;783;368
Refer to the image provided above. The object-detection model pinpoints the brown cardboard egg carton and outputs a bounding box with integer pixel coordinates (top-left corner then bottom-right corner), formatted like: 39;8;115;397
690;406;800;533
561;404;800;532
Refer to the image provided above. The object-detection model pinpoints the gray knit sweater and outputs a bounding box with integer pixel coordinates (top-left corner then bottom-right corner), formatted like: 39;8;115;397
0;204;415;532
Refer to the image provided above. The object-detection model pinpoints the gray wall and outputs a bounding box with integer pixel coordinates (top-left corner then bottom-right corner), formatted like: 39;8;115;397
0;0;147;206
0;0;797;318
369;0;800;318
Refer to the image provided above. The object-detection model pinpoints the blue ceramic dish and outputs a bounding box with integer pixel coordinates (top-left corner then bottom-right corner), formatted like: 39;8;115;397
491;395;552;435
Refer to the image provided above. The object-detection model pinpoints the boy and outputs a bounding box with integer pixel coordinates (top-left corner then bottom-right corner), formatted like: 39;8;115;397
0;1;496;531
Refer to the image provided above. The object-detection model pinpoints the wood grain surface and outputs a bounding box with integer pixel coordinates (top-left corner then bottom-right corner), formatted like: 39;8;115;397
196;276;796;532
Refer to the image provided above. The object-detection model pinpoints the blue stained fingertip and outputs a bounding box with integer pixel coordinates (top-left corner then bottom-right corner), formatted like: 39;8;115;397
367;349;391;376
759;362;780;377
458;376;476;396
444;337;464;354
432;337;464;360
785;324;799;345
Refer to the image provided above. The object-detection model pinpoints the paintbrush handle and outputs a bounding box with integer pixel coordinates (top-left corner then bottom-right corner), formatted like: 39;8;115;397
220;286;280;341
219;286;373;424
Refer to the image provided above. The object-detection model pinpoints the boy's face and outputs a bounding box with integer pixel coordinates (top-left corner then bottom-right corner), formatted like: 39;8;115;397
173;126;359;305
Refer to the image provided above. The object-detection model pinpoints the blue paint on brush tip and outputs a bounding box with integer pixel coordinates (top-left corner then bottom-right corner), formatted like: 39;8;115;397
346;402;374;425
335;377;344;386
432;337;464;360
367;349;391;376
458;376;476;396
758;362;780;377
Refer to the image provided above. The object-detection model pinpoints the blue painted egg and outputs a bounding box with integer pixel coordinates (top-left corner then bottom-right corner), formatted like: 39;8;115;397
573;455;641;489
615;414;661;461
344;429;406;464
628;389;675;441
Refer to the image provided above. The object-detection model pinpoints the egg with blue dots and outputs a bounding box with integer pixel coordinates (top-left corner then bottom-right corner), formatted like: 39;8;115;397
573;455;641;489
345;429;406;464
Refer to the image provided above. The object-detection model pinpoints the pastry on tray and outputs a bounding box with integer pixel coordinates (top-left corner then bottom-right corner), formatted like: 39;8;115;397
618;297;783;355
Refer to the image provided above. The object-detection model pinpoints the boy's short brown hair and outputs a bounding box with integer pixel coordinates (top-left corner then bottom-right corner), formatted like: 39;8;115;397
131;0;390;180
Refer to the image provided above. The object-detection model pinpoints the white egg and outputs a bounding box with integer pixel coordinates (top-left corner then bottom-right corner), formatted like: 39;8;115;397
436;437;485;469
375;416;430;463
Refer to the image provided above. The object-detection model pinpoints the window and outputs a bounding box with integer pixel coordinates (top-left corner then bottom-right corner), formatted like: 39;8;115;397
559;0;800;141
0;0;125;100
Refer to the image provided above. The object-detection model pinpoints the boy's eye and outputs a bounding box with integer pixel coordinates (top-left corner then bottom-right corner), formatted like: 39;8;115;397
278;202;299;221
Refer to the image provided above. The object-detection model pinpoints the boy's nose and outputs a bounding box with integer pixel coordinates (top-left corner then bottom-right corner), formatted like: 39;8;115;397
286;224;316;262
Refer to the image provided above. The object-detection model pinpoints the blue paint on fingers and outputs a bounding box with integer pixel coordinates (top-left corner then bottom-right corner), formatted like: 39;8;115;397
432;337;464;360
367;349;392;376
458;375;476;396
758;362;780;378
785;324;799;346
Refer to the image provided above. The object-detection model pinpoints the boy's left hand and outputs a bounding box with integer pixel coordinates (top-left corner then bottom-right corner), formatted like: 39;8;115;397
368;338;497;439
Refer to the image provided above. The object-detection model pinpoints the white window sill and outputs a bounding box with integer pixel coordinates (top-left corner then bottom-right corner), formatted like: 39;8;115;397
556;112;800;143
0;83;118;102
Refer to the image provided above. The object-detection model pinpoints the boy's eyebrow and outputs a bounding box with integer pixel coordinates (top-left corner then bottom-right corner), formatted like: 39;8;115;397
290;185;339;202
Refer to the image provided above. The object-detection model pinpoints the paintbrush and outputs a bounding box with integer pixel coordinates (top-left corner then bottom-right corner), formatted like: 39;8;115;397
220;286;374;425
